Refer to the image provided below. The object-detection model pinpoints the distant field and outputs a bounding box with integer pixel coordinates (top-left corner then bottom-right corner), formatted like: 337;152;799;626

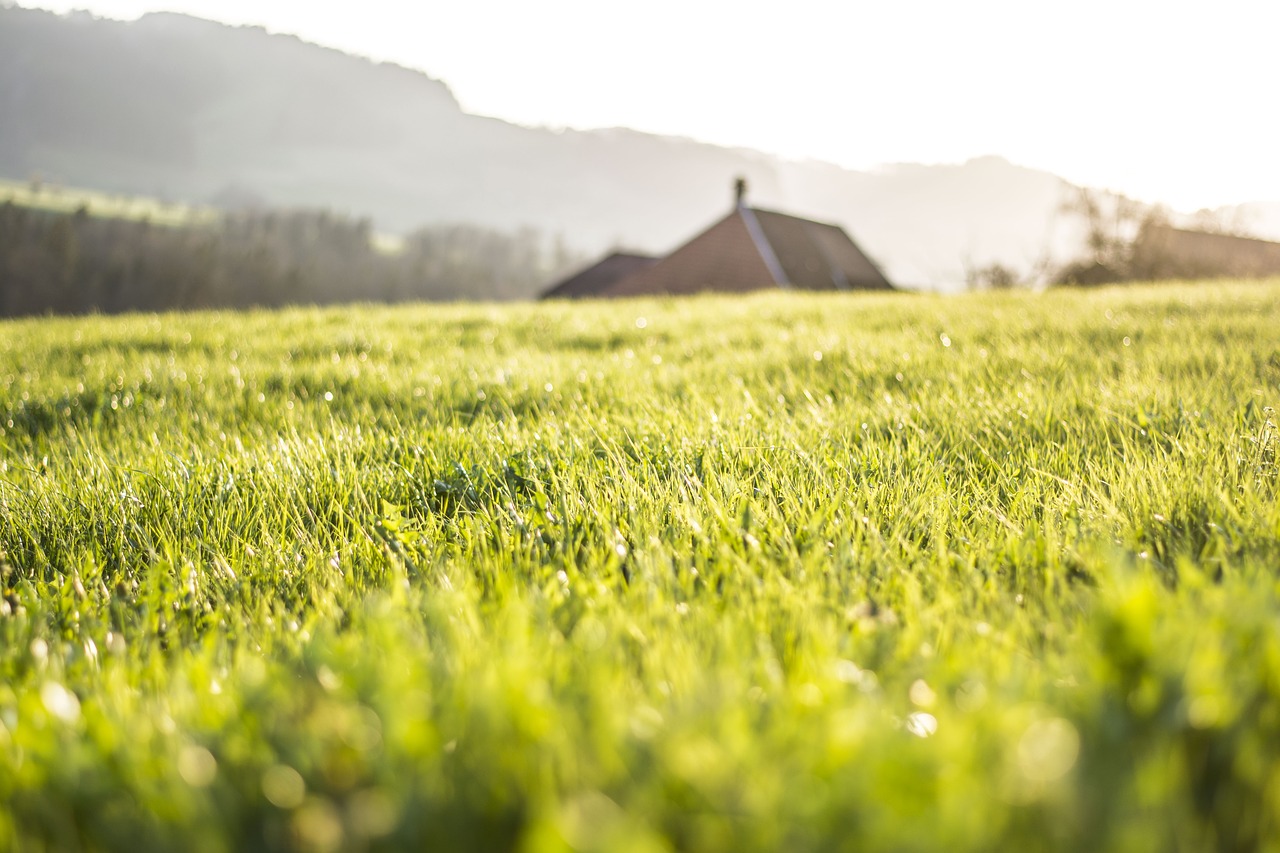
0;178;409;257
0;177;219;228
1;282;1278;851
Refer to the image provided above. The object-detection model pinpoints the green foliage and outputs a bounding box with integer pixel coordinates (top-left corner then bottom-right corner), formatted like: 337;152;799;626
0;177;217;228
0;201;583;316
1;281;1279;851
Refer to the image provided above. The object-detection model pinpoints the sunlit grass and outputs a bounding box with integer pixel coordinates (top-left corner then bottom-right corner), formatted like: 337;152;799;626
0;178;218;228
1;280;1278;851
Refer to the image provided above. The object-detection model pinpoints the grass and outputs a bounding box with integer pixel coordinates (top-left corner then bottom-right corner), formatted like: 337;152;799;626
0;280;1278;851
0;178;218;228
0;178;405;252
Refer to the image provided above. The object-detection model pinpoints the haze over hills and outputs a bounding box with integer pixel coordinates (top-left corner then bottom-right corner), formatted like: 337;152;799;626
3;6;1276;291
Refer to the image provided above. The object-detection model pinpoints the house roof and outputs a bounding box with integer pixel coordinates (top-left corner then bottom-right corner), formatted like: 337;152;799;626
603;209;776;297
541;176;894;300
751;208;893;291
601;206;893;298
1130;223;1280;280
541;252;659;299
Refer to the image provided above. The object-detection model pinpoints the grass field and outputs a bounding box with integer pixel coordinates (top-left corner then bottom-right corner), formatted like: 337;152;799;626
1;281;1278;851
0;178;218;229
0;177;406;255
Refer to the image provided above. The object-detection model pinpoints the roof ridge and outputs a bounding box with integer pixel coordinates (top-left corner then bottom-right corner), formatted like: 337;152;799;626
747;206;844;230
803;220;849;291
739;207;788;287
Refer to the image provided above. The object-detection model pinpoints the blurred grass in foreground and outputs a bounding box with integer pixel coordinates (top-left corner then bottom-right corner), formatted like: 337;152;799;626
0;280;1278;851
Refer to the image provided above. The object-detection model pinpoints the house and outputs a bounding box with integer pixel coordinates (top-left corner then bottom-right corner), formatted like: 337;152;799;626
541;179;893;298
1130;223;1280;281
541;252;659;299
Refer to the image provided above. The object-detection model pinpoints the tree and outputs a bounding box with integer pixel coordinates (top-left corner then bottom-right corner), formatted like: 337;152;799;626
1053;188;1165;286
965;261;1022;291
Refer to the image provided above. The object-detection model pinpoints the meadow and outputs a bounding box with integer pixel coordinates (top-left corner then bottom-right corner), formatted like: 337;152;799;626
0;178;218;229
0;281;1278;851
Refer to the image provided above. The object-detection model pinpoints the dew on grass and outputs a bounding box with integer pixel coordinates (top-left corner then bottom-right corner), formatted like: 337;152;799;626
293;799;344;852
40;682;80;723
955;680;988;712
343;706;384;754
909;680;937;708
1017;718;1080;782
1186;695;1223;729
262;764;306;809
630;706;664;740
905;712;938;738
347;789;398;840
834;660;862;684
178;745;218;787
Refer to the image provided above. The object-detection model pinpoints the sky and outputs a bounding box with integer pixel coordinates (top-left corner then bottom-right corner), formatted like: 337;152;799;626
18;0;1280;210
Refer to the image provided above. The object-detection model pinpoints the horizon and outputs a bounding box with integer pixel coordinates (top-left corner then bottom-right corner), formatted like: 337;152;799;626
14;0;1280;213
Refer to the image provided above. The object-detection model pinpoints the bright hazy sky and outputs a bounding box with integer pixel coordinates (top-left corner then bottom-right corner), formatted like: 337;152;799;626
20;0;1280;210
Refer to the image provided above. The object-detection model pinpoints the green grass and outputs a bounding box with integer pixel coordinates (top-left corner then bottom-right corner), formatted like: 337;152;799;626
0;178;218;228
1;281;1278;851
0;178;408;253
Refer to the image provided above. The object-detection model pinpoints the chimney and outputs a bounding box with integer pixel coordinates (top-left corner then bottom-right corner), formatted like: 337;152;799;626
734;176;748;208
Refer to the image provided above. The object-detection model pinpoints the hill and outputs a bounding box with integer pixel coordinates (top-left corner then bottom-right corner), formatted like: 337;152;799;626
1;6;1093;290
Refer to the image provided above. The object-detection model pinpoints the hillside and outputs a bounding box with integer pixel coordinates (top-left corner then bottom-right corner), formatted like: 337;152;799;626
0;6;1108;290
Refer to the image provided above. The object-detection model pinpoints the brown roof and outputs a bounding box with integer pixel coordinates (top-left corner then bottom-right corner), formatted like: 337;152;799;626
600;206;892;298
541;252;659;299
752;209;893;291
603;210;776;297
1131;224;1280;280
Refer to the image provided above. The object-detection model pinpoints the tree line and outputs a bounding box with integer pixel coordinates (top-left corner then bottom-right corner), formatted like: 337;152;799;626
1053;189;1280;287
0;202;583;316
963;189;1279;291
